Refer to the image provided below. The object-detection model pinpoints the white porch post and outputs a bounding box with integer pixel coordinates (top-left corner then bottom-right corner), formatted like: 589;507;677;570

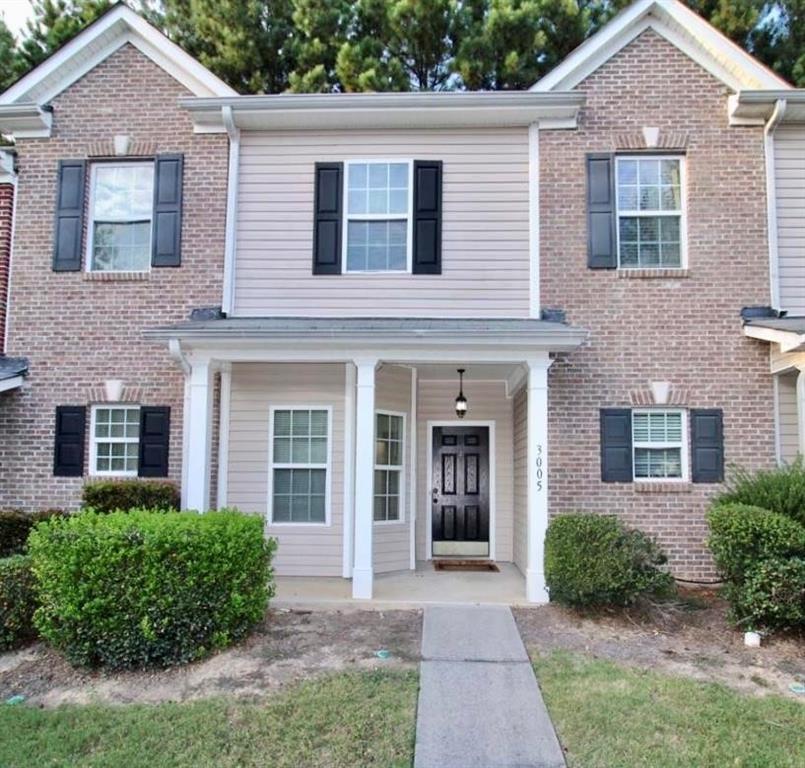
352;357;377;599
797;367;805;456
526;355;552;603
185;357;214;512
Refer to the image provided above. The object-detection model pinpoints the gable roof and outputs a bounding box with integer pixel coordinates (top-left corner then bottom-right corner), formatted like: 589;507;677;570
0;2;236;106
531;0;790;93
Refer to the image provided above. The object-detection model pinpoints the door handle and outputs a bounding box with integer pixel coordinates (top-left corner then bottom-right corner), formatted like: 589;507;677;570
432;488;439;504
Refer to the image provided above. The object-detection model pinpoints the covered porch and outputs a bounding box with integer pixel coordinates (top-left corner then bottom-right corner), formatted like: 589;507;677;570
148;317;586;604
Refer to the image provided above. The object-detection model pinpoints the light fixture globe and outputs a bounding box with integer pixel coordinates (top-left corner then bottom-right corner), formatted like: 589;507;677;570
455;368;468;419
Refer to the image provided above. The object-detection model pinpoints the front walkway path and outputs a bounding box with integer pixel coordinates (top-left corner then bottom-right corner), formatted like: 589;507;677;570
414;605;565;768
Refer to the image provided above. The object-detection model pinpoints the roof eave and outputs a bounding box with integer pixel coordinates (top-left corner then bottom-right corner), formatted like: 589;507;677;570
729;90;805;125
0;104;53;139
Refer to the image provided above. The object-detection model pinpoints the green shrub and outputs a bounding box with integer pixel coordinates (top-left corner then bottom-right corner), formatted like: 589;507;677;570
29;509;275;669
706;503;805;584
0;556;37;651
81;479;180;513
730;557;805;631
717;460;805;527
0;509;66;557
545;513;674;607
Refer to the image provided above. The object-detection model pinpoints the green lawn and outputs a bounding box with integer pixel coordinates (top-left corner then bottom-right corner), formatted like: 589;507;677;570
0;670;418;768
535;652;805;768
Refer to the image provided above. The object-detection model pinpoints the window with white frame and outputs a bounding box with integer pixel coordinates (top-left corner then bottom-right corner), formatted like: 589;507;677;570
271;408;329;524
374;412;404;522
345;161;411;272
87;162;154;272
91;405;140;476
632;409;686;480
617;156;684;269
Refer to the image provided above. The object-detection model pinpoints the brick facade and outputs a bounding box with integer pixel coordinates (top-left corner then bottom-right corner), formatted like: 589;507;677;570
0;181;12;353
0;44;228;509
542;30;775;580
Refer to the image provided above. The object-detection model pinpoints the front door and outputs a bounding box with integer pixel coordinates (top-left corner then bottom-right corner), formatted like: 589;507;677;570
431;426;490;557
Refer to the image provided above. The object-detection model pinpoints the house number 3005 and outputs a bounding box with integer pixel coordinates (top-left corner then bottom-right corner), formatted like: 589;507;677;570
535;444;544;492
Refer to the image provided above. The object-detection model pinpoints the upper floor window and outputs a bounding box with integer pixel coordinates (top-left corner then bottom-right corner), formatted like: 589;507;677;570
344;161;412;273
87;163;154;272
616;156;684;269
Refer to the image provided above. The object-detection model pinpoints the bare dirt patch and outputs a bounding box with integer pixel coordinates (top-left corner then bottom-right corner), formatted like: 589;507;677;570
0;608;422;708
514;589;805;700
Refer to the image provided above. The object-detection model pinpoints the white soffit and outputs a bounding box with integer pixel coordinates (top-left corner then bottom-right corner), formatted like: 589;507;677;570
0;3;236;108
531;0;791;93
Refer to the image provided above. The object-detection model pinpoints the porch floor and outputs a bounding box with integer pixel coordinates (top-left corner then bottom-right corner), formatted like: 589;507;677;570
273;561;528;609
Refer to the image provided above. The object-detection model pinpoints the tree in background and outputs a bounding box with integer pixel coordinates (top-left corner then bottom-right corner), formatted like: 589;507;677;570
752;0;805;85
0;18;18;93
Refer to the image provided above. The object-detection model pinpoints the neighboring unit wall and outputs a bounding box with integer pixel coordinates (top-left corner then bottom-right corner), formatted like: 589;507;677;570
234;128;530;318
0;44;227;509
777;370;799;463
415;380;513;562
541;30;775;580
512;386;527;574
226;363;346;577
774;125;805;315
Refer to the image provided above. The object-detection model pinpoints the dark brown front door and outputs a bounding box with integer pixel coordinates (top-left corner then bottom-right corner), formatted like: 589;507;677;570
431;426;490;557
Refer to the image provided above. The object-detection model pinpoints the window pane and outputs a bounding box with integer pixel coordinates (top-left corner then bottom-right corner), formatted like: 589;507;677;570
389;189;407;214
292;410;310;436
347;221;408;272
349;163;367;190
632;413;649;442
273;437;291;463
374;495;386;522
660;160;680;186
274;411;291;436
310;437;327;464
639;186;659;210
369;163;388;187
273;493;291;522
661;186;681;211
348;190;367;215
387;470;399;495
310;410;328;436
618;185;638;210
388;439;401;467
310;469;326;495
389;163;408;188
291;439;310;463
375;469;387;494
93;164;154;220
274;468;291;494
388;414;402;440
638;159;660;185
309;495;326;523
291;494;309;522
368;189;387;214
660;241;680;267
91;222;151;272
619;217;637;243
618;160;637;185
387;494;399;521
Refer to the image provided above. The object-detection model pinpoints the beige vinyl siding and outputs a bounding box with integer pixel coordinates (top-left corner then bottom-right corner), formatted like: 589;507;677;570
374;365;413;573
226;363;345;577
234;128;530;317
512;387;527;574
777;370;799;464
416;380;514;562
775;125;805;314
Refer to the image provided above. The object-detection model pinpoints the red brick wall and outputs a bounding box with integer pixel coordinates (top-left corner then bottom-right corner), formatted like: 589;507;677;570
542;30;775;580
0;44;228;509
0;181;13;353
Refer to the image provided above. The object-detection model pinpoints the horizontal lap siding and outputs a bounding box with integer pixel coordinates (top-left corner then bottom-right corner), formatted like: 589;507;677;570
234;129;530;317
415;380;514;562
512;387;527;574
777;371;799;463
775;126;805;314
227;363;345;577
374;365;413;573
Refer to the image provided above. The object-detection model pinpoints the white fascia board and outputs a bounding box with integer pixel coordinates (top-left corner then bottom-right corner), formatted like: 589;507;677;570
0;376;24;393
0;104;53;138
743;324;805;353
730;90;805;124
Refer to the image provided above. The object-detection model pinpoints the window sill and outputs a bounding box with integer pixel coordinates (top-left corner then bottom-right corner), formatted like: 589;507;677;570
633;481;692;494
83;271;151;282
618;269;689;279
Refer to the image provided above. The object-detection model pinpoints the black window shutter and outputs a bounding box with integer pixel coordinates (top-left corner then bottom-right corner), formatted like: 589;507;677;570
151;154;184;267
586;153;617;269
53;405;86;476
52;160;86;272
691;409;724;483
600;408;633;482
138;406;170;478
313;162;343;275
412;160;442;274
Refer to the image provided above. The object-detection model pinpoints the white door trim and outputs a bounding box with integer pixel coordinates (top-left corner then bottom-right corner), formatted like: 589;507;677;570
425;420;496;561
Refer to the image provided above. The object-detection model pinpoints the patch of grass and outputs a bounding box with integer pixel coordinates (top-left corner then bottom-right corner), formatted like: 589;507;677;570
0;670;417;768
535;652;805;768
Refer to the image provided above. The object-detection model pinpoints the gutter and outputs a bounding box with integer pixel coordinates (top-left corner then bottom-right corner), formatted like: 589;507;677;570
764;98;787;310
221;106;240;316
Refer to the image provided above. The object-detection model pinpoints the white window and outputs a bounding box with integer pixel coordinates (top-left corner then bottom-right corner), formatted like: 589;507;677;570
91;405;140;476
270;407;330;524
374;411;405;523
344;160;412;273
87;162;154;272
616;156;685;269
632;409;688;481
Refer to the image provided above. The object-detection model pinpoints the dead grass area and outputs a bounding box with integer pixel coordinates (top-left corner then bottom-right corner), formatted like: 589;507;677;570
0;608;422;708
514;588;804;700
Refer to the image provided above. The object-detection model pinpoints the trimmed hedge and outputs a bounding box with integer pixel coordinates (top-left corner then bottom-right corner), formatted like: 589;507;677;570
29;509;275;668
717;460;805;527
0;509;65;558
81;479;180;513
545;513;674;608
0;556;37;651
732;557;805;631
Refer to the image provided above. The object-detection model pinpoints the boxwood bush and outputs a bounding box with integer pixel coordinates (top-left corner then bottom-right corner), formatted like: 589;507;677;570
731;557;805;631
0;555;37;651
717;460;805;527
29;509;275;668
0;509;65;557
81;479;180;513
545;513;674;607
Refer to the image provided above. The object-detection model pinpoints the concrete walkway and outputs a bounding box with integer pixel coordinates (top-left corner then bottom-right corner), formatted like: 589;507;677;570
414;605;565;768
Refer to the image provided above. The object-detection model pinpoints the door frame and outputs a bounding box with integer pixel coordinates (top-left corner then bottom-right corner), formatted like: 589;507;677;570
425;420;496;561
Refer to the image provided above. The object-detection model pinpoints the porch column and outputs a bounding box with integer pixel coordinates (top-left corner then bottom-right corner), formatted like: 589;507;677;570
352;357;378;599
797;367;805;456
526;355;552;603
185;357;215;512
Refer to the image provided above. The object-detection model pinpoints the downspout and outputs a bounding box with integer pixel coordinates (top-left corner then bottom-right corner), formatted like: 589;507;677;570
169;339;192;508
222;106;240;316
764;99;786;311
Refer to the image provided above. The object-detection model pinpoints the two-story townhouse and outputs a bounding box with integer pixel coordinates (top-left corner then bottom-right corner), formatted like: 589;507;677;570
0;0;793;602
